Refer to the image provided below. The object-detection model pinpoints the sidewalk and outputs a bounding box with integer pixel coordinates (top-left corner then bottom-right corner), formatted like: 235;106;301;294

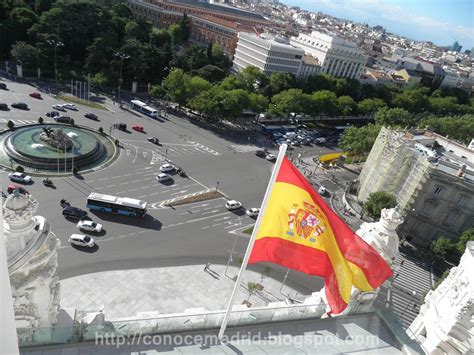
60;263;313;321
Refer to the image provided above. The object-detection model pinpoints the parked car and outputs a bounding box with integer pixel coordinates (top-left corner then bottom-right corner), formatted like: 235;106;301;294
8;172;32;183
0;103;8;110
77;220;102;233
7;184;29;195
29;92;42;99
160;163;174;172
11;102;28;110
318;186;327;195
0;82;7;90
156;173;172;182
147;137;159;144
132;125;144;132
63;103;77;110
62;206;88;220
84;112;98;120
52;104;66;111
68;234;95;248
113;123;127;131
46;111;59;117
55;116;72;123
246;208;260;217
255;150;267;158
225;200;242;210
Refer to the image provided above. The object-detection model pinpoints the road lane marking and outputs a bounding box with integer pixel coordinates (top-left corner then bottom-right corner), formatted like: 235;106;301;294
213;216;231;222
201;226;210;229
202;209;219;215
211;223;221;227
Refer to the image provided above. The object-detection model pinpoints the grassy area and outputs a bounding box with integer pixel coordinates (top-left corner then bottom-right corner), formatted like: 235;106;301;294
242;226;254;235
57;95;108;111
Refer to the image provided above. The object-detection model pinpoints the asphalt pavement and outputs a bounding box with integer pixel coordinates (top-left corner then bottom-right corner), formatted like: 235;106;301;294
0;78;338;294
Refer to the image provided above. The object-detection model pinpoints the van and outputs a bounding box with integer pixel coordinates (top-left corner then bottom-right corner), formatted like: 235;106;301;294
225;200;242;210
0;103;8;110
62;206;88;220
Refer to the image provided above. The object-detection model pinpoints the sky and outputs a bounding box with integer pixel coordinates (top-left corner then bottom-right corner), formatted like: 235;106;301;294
281;0;474;50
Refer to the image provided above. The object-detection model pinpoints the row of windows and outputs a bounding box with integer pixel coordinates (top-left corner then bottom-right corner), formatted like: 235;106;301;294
325;59;362;79
432;185;469;206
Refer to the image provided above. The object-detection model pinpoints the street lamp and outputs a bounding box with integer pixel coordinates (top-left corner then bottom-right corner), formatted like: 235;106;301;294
114;52;130;106
47;39;64;94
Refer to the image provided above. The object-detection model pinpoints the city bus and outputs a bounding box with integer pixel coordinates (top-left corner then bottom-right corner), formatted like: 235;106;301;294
86;192;147;217
130;100;158;118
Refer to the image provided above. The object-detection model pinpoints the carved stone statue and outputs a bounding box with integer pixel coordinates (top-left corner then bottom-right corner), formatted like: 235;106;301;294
408;242;473;354
2;192;61;343
39;127;73;151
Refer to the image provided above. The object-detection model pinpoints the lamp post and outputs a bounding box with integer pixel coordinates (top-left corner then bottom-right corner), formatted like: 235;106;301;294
114;52;130;106
47;40;64;94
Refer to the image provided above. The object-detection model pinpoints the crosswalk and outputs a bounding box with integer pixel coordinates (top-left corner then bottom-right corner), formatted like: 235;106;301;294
229;144;265;153
0;118;37;125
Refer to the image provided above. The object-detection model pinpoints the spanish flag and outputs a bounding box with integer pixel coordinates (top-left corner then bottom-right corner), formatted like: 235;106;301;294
248;156;393;314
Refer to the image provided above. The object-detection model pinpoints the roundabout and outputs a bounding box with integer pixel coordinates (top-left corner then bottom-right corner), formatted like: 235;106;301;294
0;124;118;175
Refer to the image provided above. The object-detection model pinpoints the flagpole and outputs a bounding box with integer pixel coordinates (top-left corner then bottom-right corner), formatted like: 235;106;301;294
218;143;288;340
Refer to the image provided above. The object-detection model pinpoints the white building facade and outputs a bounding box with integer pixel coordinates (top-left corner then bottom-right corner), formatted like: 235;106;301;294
290;30;367;79
232;32;305;76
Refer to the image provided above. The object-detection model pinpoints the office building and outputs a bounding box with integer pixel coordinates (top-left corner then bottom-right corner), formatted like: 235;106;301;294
289;30;367;79
232;32;304;75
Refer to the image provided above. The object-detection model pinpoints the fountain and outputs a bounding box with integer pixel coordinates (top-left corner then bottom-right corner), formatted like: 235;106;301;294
0;124;117;173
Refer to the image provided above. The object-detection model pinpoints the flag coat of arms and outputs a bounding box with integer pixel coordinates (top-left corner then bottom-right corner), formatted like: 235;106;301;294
248;157;393;314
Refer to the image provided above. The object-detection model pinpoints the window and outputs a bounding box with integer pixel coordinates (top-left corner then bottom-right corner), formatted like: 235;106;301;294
458;195;468;206
433;185;443;195
421;201;436;216
445;211;459;227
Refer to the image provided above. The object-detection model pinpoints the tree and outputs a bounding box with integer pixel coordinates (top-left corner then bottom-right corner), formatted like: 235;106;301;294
149;28;172;47
98;127;104;134
391;88;430;112
10;42;42;69
186;76;212;103
196;64;226;83
363;191;397;219
235;66;268;92
162;68;191;107
9;7;37;42
246;281;259;301
35;0;53;14
7;120;14;129
357;98;386;116
419;115;474;144
15;165;24;173
374;107;415;128
269;89;310;119
311;90;338;116
248;93;268;114
38;117;44;124
457;228;474;255
301;74;334;93
215;89;250;122
209;43;230;71
428;96;458;115
339;124;381;155
430;237;457;260
265;72;294;97
336;95;355;116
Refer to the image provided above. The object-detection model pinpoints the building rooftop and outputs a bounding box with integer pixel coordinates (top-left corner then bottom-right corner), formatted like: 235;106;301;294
405;130;474;182
166;0;268;21
238;32;305;53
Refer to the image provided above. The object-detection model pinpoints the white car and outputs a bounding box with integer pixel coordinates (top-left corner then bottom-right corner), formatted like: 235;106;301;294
52;104;66;111
9;172;32;183
160;163;175;172
77;220;102;232
225;200;242;210
68;234;95;248
246;208;260;217
318;186;327;195
156;173;172;182
63;103;77;110
265;153;276;162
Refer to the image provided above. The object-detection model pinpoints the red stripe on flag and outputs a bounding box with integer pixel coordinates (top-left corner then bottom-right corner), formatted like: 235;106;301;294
249;237;348;314
275;157;392;288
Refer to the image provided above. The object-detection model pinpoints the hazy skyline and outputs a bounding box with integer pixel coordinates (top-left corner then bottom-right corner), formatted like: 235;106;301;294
282;0;474;50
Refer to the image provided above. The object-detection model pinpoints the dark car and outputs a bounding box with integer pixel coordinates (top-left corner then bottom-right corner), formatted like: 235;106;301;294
55;116;72;123
62;206;88;220
255;150;267;158
147;137;159;144
113;123;127;131
46;111;59;117
11;102;28;110
0;82;7;90
84;112;98;120
0;103;8;110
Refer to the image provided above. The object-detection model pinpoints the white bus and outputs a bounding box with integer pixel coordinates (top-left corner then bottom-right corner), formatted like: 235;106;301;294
130;100;158;118
86;192;147;217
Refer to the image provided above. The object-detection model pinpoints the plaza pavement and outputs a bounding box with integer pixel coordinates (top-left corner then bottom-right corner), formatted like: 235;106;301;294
60;263;311;321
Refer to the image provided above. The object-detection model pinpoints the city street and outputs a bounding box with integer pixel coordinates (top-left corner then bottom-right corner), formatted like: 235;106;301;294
0;79;337;289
